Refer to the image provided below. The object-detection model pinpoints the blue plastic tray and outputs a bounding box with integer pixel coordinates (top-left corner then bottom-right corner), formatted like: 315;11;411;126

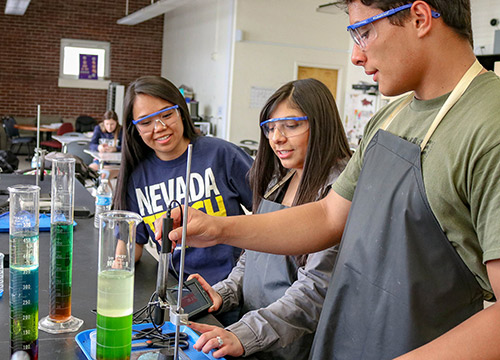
75;321;224;360
0;212;77;232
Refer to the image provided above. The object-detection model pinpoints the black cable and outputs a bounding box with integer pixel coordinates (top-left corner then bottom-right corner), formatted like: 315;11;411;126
166;201;194;301
130;200;187;342
167;200;182;280
133;291;157;324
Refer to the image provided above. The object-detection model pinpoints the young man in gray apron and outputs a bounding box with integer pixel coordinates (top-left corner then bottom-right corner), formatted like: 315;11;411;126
164;1;500;358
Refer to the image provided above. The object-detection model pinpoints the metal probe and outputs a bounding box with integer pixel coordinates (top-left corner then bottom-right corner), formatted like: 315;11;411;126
174;143;192;360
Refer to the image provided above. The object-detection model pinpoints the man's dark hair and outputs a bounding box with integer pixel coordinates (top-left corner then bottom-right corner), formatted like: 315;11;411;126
337;0;473;46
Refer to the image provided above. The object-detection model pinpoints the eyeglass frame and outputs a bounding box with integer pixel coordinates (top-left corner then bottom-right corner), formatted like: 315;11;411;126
259;116;309;139
132;104;180;125
347;3;441;48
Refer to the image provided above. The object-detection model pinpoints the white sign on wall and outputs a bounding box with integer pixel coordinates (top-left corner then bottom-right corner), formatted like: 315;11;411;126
250;86;276;109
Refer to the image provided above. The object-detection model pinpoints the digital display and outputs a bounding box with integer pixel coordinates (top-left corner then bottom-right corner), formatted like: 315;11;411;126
166;278;212;319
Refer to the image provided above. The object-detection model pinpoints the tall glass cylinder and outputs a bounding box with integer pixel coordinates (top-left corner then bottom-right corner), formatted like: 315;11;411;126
96;210;142;360
8;184;40;360
39;157;83;333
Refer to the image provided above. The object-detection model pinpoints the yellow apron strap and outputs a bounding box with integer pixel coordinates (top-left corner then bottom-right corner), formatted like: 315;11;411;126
419;59;483;151
359;93;413;149
380;94;413;131
379;59;483;152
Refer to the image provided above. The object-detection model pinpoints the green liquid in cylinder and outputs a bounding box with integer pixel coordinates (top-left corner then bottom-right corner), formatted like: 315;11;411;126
97;270;134;360
49;222;73;321
96;313;133;360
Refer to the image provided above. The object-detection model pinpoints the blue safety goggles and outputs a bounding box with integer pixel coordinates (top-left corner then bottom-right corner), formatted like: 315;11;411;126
347;3;440;31
260;116;309;139
347;4;440;50
132;105;179;125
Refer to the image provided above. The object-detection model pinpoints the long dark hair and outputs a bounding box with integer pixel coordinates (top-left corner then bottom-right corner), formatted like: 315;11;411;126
114;76;199;210
248;78;351;213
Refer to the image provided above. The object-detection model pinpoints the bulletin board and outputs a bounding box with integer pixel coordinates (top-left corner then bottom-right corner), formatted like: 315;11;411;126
344;93;378;147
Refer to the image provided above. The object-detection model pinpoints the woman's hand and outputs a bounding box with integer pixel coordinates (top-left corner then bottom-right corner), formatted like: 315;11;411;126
97;144;108;152
186;274;222;312
188;322;244;358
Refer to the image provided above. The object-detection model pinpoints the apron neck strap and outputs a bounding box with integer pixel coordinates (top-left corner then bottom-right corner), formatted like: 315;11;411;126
380;94;413;131
264;169;296;199
419;59;483;151
380;59;484;151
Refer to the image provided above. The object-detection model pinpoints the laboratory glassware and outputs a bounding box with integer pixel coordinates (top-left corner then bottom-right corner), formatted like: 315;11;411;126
39;156;83;333
8;184;40;360
96;210;142;360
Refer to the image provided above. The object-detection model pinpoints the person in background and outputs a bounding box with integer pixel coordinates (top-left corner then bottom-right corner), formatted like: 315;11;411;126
114;75;253;287
161;0;500;359
89;110;122;173
185;78;350;359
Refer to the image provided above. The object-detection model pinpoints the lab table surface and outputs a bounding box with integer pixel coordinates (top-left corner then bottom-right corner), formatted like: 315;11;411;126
52;133;91;152
83;150;121;164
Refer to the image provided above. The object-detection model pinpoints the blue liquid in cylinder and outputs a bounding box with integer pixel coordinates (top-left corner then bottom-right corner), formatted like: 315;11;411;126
10;233;39;360
10;266;39;360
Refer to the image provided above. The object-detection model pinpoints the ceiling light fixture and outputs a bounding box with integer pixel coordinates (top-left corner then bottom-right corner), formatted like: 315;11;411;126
117;0;185;25
5;0;31;15
316;2;340;14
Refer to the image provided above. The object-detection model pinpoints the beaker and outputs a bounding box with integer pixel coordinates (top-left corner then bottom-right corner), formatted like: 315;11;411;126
8;184;40;360
39;157;83;334
96;210;142;360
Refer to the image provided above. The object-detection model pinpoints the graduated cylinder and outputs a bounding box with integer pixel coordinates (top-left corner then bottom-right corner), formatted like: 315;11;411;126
39;156;83;334
8;184;40;360
96;211;142;360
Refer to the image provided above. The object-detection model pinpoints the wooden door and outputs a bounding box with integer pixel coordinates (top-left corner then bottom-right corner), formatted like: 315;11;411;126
297;66;338;100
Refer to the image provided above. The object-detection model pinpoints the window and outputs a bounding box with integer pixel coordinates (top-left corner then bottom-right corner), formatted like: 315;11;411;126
58;39;111;89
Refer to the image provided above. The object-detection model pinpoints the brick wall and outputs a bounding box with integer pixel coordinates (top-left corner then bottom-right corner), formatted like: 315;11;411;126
0;0;163;124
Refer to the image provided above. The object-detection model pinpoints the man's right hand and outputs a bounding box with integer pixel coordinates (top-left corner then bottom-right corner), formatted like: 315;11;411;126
154;190;349;256
154;206;221;249
187;273;222;313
